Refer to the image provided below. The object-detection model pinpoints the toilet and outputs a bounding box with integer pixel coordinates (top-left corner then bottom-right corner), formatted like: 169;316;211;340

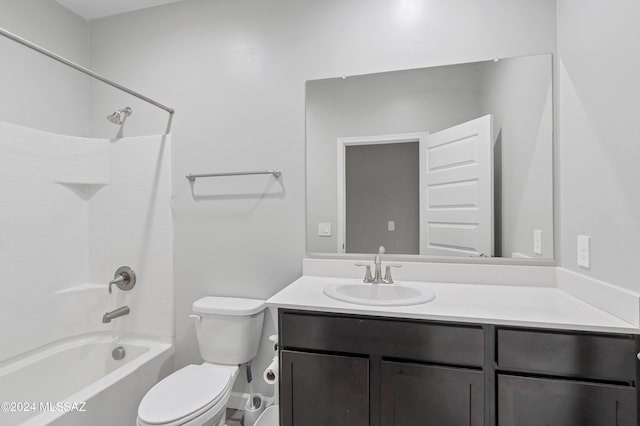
254;405;279;426
137;297;266;426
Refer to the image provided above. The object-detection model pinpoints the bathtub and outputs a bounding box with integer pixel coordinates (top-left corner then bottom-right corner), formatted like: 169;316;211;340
0;333;174;426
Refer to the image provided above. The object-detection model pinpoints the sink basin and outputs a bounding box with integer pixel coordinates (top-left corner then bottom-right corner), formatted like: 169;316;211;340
323;282;436;306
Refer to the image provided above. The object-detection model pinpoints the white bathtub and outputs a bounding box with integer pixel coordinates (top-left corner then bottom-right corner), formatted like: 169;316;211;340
0;333;174;426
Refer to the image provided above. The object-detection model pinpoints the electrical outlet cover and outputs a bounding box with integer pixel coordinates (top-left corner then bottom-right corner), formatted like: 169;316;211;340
318;222;332;237
577;235;591;268
533;230;543;255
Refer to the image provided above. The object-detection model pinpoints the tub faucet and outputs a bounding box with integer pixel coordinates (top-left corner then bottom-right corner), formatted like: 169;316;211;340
102;306;130;323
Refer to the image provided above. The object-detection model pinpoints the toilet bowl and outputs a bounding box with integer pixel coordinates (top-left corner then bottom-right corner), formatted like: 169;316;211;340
137;297;266;426
138;364;238;426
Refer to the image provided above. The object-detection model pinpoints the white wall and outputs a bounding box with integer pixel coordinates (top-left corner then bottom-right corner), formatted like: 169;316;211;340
0;0;90;136
557;0;640;292
87;0;557;395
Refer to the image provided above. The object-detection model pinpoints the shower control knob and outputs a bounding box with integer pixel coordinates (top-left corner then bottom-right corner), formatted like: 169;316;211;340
108;266;136;294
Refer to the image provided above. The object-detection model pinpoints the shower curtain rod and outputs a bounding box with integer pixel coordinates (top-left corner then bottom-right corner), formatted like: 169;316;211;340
0;26;175;116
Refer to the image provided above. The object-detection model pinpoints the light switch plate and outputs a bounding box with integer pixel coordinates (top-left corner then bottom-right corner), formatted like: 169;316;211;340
577;235;591;268
318;223;332;237
388;220;395;232
533;229;543;255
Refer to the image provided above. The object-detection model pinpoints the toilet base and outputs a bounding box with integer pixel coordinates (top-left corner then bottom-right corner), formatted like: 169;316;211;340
254;405;279;426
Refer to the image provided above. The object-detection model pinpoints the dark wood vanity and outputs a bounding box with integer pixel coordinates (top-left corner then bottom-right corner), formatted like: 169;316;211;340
278;309;640;426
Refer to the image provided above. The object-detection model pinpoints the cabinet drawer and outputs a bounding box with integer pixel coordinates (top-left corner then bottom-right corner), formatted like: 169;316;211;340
281;310;483;367
497;328;636;381
498;374;637;426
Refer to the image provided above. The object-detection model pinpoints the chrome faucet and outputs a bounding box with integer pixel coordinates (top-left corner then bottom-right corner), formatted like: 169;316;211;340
373;246;385;283
102;306;130;323
356;246;402;284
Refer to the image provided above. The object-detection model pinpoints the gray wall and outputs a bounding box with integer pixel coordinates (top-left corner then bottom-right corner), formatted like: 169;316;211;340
86;0;557;396
0;0;90;136
557;0;640;292
478;55;554;258
346;143;419;254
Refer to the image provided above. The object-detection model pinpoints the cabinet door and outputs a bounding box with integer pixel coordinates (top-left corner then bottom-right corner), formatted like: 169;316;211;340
381;361;484;426
498;374;637;426
280;350;369;426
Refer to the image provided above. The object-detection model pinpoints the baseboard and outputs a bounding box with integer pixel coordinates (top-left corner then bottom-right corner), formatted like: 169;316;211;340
227;392;249;410
556;267;640;327
511;252;532;259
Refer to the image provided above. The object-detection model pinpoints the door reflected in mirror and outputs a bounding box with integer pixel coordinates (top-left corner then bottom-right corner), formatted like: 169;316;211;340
306;54;553;260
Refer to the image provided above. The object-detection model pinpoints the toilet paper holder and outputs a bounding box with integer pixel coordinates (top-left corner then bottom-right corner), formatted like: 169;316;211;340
264;335;279;385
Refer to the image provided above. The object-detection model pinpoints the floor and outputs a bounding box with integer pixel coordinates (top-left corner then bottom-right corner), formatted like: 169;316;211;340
226;408;244;426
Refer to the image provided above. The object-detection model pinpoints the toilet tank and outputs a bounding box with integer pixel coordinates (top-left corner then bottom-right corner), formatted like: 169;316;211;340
192;297;266;365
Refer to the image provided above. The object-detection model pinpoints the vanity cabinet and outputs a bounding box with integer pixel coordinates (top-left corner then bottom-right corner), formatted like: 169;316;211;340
279;309;640;425
279;310;488;426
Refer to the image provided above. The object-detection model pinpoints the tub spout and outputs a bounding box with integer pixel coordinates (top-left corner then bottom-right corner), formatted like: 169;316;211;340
102;306;130;323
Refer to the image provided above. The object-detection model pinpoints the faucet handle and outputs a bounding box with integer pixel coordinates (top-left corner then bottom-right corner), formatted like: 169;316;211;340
355;263;373;283
378;246;385;255
108;266;136;294
384;264;402;284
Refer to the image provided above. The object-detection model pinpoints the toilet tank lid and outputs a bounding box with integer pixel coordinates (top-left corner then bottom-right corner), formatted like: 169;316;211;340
193;296;266;316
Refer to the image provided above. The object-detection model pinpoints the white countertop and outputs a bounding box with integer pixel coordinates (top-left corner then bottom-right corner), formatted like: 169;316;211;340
267;276;640;334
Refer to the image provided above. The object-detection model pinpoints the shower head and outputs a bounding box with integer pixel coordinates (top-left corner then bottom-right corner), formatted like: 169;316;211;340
107;107;132;125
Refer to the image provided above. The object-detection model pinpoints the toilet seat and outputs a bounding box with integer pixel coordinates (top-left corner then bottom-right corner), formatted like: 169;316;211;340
138;363;238;426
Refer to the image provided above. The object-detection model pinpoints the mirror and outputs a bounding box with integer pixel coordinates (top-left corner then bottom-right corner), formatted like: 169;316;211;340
306;54;553;260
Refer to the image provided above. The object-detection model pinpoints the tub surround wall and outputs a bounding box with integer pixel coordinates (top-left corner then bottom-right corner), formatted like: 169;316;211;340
0;123;173;362
0;123;100;362
89;134;174;338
